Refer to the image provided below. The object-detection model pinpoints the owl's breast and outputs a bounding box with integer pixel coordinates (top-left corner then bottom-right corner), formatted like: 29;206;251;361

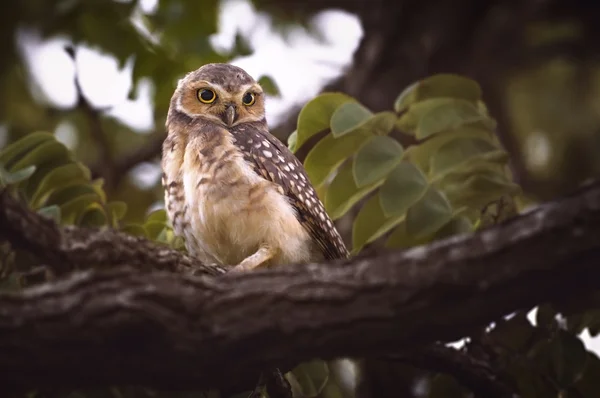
172;132;314;267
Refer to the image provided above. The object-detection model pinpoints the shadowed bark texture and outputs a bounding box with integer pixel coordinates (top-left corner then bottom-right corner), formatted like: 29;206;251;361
0;179;600;392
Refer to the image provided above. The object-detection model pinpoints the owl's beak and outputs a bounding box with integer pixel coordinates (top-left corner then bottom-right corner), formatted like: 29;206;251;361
224;104;237;126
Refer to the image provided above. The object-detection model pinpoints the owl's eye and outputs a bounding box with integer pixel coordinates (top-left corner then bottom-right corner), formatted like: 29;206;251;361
242;92;255;106
197;89;216;104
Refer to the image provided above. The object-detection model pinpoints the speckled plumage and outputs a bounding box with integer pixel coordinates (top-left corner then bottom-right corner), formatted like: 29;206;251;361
161;63;348;272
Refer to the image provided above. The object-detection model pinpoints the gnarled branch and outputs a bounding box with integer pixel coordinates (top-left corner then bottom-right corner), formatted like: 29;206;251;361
0;179;599;392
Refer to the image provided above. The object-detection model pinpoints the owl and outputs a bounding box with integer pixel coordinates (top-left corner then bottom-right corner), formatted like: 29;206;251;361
162;63;348;272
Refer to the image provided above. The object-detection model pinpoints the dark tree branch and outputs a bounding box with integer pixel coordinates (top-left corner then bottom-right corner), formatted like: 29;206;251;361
0;179;599;391
0;189;225;278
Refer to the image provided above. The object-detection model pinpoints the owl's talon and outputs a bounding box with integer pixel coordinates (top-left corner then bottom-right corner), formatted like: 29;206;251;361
230;245;275;273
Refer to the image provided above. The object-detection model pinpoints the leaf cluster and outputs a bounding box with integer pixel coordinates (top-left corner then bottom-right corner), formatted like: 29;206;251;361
290;74;520;254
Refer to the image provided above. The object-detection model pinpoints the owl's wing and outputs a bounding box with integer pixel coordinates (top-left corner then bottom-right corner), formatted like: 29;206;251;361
234;123;349;261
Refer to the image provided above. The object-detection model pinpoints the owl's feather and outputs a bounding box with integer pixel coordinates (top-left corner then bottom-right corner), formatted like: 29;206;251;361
231;121;348;260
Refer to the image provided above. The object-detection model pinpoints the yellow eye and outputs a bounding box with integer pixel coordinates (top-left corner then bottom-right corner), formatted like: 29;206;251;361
242;92;255;106
197;89;216;104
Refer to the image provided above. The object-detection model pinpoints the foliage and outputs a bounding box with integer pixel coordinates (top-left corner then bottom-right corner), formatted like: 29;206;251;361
290;74;520;254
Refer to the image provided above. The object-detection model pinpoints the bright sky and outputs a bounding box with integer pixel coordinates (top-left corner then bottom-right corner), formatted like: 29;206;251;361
10;0;600;358
16;0;363;133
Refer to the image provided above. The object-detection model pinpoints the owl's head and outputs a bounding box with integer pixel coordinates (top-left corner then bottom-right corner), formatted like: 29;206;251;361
168;63;265;128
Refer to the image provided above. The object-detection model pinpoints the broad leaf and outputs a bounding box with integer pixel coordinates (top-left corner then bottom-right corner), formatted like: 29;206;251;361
353;136;404;187
325;160;383;220
429;137;499;179
37;205;61;224
0;132;55;168
8;141;70;175
258;75;280;97
394;73;482;113
304;131;372;188
288;130;298;153
146;209;169;223
331;103;396;138
60;194;103;225
290;360;330;397
379;162;428;217
405;187;453;238
78;203;108;228
296;93;355;150
405;126;497;174
352;194;405;253
30;163;90;207
0;165;36;185
416;99;495;139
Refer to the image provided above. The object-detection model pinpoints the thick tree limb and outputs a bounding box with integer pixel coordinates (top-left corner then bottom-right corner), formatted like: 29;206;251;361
0;189;225;277
1;180;600;391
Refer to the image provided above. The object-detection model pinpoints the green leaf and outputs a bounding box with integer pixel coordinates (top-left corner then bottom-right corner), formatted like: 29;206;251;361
325;160;383;220
8;140;69;173
296;92;355;150
405;187;453;239
106;201;128;226
351;194;404;253
405;126;496;174
433;214;474;239
379;162;428;217
429;137;499;179
389;211;470;249
552;330;589;387
304;131;372;188
37;205;61;224
331;103;396;138
0;165;36;185
78;203;108;228
45;184;100;207
330;102;373;137
121;224;148;238
287;130;298;153
30;163;89;207
396;98;494;138
416;98;495;139
145;221;168;241
59;194;102;225
438;171;521;212
146;209;168;223
384;221;430;249
290;360;330;397
0;132;55;168
352;136;404;187
258;75;280;97
394;74;482;113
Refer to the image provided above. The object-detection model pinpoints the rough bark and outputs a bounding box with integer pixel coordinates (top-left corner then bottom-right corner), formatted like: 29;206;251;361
0;189;225;278
0;179;600;391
